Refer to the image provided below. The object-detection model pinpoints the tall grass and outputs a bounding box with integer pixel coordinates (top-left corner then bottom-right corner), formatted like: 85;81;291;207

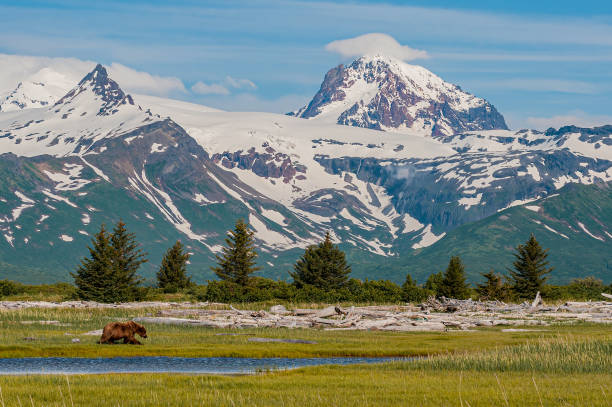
410;335;612;374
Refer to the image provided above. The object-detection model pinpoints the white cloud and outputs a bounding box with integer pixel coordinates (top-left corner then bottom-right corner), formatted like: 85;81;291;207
0;54;186;97
107;63;186;95
191;81;230;95
191;76;257;95
225;76;257;90
0;54;92;95
193;93;310;114
523;111;612;130
469;78;600;94
325;33;428;61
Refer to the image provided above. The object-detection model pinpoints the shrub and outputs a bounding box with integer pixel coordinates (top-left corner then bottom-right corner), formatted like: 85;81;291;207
0;280;23;297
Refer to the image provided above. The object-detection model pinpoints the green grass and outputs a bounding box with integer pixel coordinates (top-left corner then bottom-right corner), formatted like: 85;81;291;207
1;307;611;359
0;336;610;406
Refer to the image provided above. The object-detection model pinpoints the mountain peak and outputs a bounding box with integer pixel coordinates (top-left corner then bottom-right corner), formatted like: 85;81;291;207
291;56;508;138
55;63;135;115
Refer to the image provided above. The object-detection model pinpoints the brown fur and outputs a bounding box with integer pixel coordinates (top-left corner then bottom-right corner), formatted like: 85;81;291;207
98;321;148;345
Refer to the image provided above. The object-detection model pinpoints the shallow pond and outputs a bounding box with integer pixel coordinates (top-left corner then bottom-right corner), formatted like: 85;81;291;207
0;357;399;375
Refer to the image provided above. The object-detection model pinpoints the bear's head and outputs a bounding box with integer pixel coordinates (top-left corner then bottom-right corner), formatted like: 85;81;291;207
130;321;148;338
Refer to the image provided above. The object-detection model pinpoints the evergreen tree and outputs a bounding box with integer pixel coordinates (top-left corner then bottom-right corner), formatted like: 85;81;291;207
509;234;552;299
438;256;470;299
290;232;351;290
157;240;193;292
72;221;146;303
401;273;427;303
424;272;444;294
71;224;117;302
476;270;505;300
212;219;260;286
110;220;147;300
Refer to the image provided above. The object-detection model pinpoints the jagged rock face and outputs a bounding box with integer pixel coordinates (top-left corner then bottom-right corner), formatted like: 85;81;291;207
291;55;508;138
211;143;306;183
55;64;134;116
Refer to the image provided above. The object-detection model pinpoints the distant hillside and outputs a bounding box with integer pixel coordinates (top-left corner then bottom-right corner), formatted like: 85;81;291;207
403;182;612;284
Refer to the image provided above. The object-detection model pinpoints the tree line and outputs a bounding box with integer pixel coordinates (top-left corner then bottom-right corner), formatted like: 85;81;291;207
67;219;611;303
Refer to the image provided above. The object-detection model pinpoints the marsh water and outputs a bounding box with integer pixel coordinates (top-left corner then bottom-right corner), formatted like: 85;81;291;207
0;356;398;375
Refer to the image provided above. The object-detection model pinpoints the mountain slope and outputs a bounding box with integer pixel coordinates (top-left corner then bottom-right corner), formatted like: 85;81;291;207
291;55;508;137
0;62;611;285
402;182;612;284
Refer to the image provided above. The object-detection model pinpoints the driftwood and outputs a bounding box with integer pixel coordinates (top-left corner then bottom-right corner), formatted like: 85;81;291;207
531;291;542;308
2;294;612;332
248;337;317;344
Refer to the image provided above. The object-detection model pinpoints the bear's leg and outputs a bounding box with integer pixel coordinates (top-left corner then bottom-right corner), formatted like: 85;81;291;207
127;336;142;345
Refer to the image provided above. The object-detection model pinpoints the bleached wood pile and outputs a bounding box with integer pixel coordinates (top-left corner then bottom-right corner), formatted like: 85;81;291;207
2;293;611;332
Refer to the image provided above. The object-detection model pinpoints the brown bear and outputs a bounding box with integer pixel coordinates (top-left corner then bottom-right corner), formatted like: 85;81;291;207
98;321;148;345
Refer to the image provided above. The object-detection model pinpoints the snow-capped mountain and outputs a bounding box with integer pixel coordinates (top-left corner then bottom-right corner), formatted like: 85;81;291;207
0;64;157;157
0;62;610;284
290;55;508;138
0;68;77;112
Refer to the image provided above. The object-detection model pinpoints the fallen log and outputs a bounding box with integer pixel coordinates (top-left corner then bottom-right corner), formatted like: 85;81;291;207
248;337;317;344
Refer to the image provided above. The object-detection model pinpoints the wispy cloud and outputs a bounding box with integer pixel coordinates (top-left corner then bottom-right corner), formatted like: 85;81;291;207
191;76;257;95
523;111;612;130
325;33;428;61
225;76;257;90
470;78;600;94
0;54;187;97
108;63;187;95
191;81;230;95
192;93;310;114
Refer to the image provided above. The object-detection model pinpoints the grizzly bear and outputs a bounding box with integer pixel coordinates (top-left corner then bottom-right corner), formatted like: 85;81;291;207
98;321;148;345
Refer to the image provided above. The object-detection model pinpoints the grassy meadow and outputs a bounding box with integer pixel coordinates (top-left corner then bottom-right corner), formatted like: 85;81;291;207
0;307;610;406
0;307;610;358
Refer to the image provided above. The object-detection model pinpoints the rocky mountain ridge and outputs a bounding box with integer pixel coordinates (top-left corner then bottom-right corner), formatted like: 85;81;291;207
290;55;508;137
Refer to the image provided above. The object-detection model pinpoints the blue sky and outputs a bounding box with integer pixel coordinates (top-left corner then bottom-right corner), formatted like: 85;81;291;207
1;0;611;129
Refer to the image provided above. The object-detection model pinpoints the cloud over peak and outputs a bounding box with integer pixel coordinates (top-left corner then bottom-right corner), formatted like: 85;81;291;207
325;33;428;61
0;54;187;97
191;76;257;95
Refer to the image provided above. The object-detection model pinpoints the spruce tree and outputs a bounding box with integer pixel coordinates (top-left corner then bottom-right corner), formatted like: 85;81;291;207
476;270;505;300
438;256;470;299
212;219;260;286
72;221;146;303
71;224;117;302
424;272;444;294
157;240;193;292
509;234;552;299
290;232;351;290
110;220;147;300
402;273;426;303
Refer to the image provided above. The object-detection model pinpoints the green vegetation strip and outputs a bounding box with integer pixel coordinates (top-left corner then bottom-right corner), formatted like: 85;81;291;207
0;336;610;406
